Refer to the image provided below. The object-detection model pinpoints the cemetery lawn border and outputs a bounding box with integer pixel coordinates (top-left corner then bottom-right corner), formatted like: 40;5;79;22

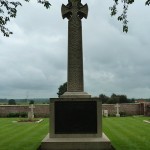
103;116;150;150
0;117;150;150
0;118;49;150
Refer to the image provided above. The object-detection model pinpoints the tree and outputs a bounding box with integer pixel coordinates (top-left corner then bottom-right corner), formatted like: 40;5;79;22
99;94;109;104
99;93;132;104
57;82;67;98
1;0;150;36
109;93;119;104
29;100;34;104
0;0;51;37
8;99;16;105
119;95;128;103
110;0;150;32
130;98;135;103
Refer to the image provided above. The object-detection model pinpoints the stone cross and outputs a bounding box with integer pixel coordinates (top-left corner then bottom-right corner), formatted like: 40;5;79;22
61;0;88;93
28;104;35;120
103;110;108;117
115;103;120;117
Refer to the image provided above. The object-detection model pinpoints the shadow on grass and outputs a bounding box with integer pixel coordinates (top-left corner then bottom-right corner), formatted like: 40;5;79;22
37;142;116;150
37;145;41;150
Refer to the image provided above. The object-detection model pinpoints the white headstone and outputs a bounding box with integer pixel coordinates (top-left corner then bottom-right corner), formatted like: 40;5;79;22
28;104;35;120
103;110;108;117
115;103;120;117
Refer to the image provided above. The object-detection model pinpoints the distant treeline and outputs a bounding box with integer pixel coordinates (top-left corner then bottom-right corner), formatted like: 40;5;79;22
0;98;49;105
99;93;150;104
0;96;150;105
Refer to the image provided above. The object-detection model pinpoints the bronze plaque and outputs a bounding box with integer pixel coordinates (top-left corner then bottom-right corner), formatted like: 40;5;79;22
55;101;97;134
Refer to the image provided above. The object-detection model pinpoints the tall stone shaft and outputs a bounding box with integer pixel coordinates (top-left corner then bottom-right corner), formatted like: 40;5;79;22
61;0;88;92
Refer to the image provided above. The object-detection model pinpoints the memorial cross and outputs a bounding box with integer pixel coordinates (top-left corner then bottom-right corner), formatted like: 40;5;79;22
115;103;120;117
61;0;88;92
28;104;35;120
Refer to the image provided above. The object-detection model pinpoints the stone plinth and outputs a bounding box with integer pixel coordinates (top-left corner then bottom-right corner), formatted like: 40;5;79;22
116;114;120;117
60;92;91;98
40;0;113;149
40;133;113;150
50;98;102;138
40;98;113;150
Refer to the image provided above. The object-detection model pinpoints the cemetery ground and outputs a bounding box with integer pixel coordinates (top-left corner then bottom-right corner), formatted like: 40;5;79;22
0;117;150;150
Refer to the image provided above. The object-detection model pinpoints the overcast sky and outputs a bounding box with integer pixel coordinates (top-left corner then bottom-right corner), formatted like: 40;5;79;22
0;0;150;99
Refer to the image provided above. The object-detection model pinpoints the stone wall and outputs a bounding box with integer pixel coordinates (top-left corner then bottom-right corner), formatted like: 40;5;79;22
34;105;50;117
0;103;149;117
0;105;49;117
102;103;141;116
144;102;150;116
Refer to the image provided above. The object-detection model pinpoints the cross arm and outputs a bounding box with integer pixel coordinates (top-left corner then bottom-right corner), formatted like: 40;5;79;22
62;0;88;20
61;4;72;19
78;3;88;19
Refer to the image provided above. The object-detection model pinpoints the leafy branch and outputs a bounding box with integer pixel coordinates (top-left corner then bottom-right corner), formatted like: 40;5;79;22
0;0;51;37
110;0;150;32
1;0;150;36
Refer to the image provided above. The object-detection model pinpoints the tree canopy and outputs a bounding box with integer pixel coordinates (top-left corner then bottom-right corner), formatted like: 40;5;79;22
110;0;150;32
99;93;133;104
57;82;67;98
29;100;34;104
8;99;16;105
0;0;51;37
0;0;150;36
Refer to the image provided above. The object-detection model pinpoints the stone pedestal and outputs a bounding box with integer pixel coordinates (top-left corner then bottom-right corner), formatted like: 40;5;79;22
41;133;112;150
50;98;101;138
28;112;34;120
40;1;113;149
60;92;91;98
40;98;113;150
116;114;120;117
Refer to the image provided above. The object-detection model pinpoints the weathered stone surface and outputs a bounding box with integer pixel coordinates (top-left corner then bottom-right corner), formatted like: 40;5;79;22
115;103;120;117
0;103;145;117
41;1;109;149
40;133;113;150
61;0;88;93
60;91;91;98
28;104;35;120
50;98;102;138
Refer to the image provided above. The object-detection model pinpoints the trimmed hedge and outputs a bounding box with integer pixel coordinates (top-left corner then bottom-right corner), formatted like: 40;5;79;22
7;112;27;118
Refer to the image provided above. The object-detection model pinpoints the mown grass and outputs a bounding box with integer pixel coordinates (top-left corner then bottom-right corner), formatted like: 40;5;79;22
0;118;49;150
103;116;150;150
0;117;150;150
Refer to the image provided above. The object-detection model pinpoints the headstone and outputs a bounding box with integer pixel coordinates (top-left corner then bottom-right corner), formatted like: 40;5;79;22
103;110;108;117
40;0;112;150
115;103;120;117
28;104;35;120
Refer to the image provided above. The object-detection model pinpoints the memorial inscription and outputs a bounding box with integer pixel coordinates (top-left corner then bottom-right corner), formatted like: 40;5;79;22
55;101;97;134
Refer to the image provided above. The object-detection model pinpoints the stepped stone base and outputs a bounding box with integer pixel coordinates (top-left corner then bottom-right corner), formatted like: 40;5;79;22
60;92;91;98
40;133;113;150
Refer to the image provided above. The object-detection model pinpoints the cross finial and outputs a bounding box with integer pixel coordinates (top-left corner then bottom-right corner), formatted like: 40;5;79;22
61;0;88;20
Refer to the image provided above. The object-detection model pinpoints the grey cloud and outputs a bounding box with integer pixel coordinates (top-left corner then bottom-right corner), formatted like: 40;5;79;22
0;1;150;99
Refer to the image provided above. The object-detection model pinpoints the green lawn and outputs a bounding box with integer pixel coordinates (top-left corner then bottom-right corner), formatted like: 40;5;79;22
0;117;149;150
0;118;49;150
103;116;150;150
